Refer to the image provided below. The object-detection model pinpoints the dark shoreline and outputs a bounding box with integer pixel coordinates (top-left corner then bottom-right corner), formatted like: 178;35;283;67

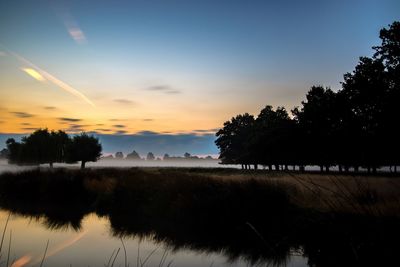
0;168;399;266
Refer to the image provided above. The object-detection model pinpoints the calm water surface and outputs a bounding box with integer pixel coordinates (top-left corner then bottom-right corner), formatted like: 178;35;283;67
0;211;308;267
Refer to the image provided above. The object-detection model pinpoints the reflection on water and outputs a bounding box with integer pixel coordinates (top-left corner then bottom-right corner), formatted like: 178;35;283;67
0;211;306;267
0;168;399;267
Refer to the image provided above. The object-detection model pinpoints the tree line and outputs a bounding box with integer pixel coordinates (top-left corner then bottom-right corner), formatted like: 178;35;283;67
6;129;102;169
215;21;400;173
106;151;215;161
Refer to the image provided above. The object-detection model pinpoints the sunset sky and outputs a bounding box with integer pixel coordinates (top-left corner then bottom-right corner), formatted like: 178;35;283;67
0;0;399;153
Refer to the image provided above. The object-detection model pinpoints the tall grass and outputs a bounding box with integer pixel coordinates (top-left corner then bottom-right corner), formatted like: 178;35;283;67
0;168;399;266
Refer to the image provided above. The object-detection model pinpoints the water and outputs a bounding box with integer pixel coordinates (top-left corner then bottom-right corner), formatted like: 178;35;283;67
0;211;307;267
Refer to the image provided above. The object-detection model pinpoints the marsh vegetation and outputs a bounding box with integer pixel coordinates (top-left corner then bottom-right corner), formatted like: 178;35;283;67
0;168;399;266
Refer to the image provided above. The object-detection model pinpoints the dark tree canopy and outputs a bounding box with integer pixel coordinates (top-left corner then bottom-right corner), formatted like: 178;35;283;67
146;152;155;161
6;129;70;167
115;152;124;159
67;133;102;169
215;113;255;166
126;150;141;160
215;21;400;173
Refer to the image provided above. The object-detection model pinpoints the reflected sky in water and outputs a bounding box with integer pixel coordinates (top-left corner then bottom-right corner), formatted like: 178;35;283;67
0;211;307;267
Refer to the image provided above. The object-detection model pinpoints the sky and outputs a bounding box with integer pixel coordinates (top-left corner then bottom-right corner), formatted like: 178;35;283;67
0;0;399;154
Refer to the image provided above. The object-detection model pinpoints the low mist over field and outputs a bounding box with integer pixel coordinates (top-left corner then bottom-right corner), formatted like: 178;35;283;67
0;132;218;156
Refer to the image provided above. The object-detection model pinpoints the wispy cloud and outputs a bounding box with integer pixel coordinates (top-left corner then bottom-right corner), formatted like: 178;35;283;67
147;85;170;91
20;122;31;125
142;119;154;122
115;130;128;135
165;90;181;94
136;130;159;135
145;85;182;94
44;106;57;110
21;68;45;81
58;117;82;122
193;128;220;133
114;99;135;105
9;51;95;106
59;10;87;44
21;127;39;131
11;112;34;118
113;124;125;128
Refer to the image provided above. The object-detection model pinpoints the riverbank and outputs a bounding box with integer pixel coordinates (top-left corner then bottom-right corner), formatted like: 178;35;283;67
0;168;399;266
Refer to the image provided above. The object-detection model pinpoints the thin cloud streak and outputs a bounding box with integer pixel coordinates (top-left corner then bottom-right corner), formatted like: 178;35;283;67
114;99;135;105
11;112;34;118
57;7;87;44
10;51;95;107
146;85;182;94
21;68;45;81
58;117;82;122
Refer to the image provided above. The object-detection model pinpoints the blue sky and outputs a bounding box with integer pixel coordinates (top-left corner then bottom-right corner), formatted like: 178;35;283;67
0;0;399;154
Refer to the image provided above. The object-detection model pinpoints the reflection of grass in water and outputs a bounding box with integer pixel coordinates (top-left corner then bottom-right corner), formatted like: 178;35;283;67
0;168;399;266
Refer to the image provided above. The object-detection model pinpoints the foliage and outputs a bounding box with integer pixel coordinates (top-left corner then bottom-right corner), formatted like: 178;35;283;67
66;133;102;169
215;21;400;172
5;129;102;168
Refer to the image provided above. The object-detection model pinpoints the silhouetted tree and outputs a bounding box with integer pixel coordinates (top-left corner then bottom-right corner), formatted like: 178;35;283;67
146;152;155;161
163;153;170;160
126;150;141;160
50;130;70;167
115;152;124;159
184;152;191;158
5;138;21;164
67;133;102;169
0;148;9;159
251;106;296;170
215;113;255;169
5;129;69;167
293;86;342;171
215;21;400;172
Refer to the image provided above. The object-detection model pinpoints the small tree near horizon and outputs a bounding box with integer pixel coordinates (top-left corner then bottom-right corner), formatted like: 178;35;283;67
126;150;141;160
115;151;124;159
146;152;155;161
67;133;102;169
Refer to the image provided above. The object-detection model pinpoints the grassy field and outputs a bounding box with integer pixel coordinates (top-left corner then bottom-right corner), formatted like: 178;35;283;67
0;167;399;266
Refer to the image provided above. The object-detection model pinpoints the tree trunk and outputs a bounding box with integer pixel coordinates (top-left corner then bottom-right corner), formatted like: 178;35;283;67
254;164;258;170
292;165;296;171
275;164;279;171
354;166;359;172
320;165;323;172
325;166;329;172
284;165;288;171
81;161;86;169
300;166;305;172
241;164;244;170
339;165;342;173
372;166;377;174
49;162;53;168
395;166;398;173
